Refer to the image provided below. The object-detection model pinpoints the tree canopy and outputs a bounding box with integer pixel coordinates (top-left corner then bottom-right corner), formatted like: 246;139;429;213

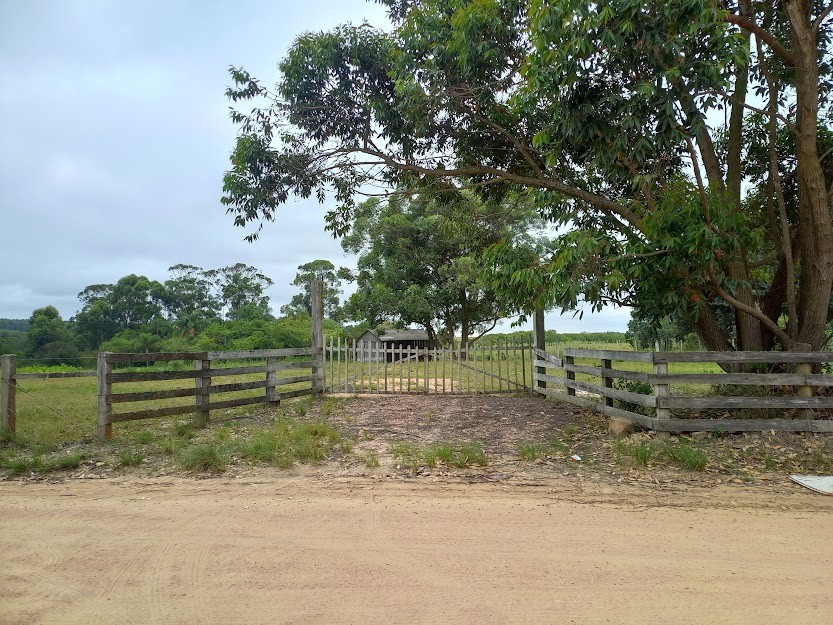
223;0;833;352
280;259;345;319
340;189;542;346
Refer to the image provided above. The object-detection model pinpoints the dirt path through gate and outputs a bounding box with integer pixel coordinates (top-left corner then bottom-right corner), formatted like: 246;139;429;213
1;474;831;625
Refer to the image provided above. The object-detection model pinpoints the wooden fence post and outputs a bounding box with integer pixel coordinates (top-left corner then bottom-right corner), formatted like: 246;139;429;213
311;279;324;397
266;356;279;407
97;352;112;440
601;358;614;408
652;352;670;437
1;354;16;435
794;343;813;419
533;307;547;390
195;355;211;427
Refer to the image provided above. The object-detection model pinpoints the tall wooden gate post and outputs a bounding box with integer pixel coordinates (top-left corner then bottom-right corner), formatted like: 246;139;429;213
1;354;16;435
311;279;324;396
97;352;112;440
533;307;547;391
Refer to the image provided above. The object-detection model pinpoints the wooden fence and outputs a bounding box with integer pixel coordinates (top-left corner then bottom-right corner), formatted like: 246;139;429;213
96;348;323;439
533;348;833;433
325;337;530;394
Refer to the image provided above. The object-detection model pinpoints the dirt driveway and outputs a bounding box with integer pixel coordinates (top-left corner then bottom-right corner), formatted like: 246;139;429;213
1;473;831;625
2;394;832;624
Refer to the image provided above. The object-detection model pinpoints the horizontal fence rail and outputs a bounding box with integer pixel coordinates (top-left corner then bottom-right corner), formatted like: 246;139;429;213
533;348;833;433
97;348;323;439
324;337;531;395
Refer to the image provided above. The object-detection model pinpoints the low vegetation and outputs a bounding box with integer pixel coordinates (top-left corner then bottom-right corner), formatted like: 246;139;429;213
391;440;488;471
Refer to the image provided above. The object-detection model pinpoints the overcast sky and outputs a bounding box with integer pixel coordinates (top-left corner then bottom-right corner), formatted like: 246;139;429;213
0;0;631;334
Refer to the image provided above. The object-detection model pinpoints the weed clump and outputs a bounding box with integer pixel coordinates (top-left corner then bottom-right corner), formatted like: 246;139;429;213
178;444;228;473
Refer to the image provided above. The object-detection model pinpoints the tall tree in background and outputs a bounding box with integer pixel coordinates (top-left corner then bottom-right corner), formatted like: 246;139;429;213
223;0;833;352
340;190;542;347
280;259;344;319
26;306;79;363
206;263;273;319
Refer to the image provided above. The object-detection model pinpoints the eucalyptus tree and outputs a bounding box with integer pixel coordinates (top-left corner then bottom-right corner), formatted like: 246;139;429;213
223;0;833;352
280;259;344;318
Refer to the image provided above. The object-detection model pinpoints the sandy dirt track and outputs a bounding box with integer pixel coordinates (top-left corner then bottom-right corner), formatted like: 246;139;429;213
1;476;831;625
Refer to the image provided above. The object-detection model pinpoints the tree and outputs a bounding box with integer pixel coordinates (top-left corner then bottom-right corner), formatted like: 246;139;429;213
73;274;164;348
206;263;273;319
339;190;542;347
280;259;344;319
223;0;833;353
26;306;79;363
162;264;221;323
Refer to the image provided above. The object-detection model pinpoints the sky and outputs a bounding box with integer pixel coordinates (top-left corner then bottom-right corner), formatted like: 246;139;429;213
0;0;631;334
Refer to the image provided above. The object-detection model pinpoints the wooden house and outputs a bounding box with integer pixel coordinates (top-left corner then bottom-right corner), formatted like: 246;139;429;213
355;329;432;362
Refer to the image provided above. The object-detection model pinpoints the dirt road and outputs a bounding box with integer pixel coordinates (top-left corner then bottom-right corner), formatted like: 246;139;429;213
1;475;831;625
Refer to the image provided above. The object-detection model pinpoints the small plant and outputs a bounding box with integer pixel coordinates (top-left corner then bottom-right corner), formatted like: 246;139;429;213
663;442;707;471
631;442;654;466
4;456;44;477
0;425;14;443
294;399;310;416
319;397;335;416
391;441;422;471
364;451;380;468
613;440;654;466
119;447;144;467
134;430;155;445
172;422;195;439
178;444;228;473
455;442;487;467
54;452;85;471
213;427;232;444
518;441;545;461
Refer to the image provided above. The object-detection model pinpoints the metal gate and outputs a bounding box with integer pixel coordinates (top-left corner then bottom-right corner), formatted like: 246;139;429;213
324;337;533;394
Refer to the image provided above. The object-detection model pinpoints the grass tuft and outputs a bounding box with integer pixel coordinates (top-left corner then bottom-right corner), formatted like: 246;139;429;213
364;451;380;468
178;444;228;473
236;417;346;468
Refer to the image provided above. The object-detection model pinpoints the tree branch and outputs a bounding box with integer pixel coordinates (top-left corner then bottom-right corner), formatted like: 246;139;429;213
707;262;794;348
726;14;796;66
813;3;833;32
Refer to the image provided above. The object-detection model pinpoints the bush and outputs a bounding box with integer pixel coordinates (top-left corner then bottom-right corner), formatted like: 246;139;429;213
613;379;655;416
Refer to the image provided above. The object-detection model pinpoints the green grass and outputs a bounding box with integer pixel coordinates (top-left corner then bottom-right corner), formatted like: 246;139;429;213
613;439;708;472
363;450;380;468
235;417;347;468
118;447;145;467
391;440;488;471
1;451;86;477
517;436;569;461
178;444;228;473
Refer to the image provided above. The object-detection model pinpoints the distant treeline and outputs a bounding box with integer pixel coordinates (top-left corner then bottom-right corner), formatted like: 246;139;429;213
477;330;627;345
0;319;28;332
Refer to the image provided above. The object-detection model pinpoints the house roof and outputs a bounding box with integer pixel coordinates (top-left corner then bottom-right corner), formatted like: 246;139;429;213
380;329;430;342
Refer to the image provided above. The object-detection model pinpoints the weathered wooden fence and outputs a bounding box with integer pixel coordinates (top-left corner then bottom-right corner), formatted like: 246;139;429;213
533;348;833;433
1;354;98;436
96;348;323;439
324;337;531;394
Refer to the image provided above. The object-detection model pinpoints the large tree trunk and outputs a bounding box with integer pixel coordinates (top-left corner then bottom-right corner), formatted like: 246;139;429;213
786;2;833;350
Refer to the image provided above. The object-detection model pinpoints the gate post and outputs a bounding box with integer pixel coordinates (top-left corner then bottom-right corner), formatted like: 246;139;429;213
1;354;16;435
97;352;112;440
311;279;324;396
533;306;546;391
